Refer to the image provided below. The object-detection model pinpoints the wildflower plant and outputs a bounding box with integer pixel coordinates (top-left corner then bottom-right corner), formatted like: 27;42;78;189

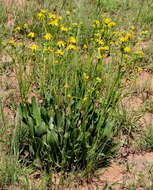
2;9;146;175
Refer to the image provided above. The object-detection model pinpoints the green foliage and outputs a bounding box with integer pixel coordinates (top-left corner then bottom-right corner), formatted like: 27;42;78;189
0;156;33;189
140;124;153;150
13;67;122;173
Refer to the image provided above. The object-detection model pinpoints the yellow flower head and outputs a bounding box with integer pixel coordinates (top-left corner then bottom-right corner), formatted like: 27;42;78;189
8;40;16;45
96;77;102;83
29;44;39;51
83;73;89;80
95;39;104;45
140;30;149;35
40;9;48;14
64;83;69;88
119;37;128;43
61;25;69;32
66;10;70;15
23;24;28;29
108;21;116;28
53;60;59;64
67;44;78;51
96;55;103;60
67;94;71;98
68;37;77;44
28;32;36;38
103;18;111;25
94;20;100;27
44;47;54;53
48;13;56;19
57;41;65;48
37;12;45;20
55;49;64;56
83;44;88;49
136;50;144;56
125;33;133;40
15;26;21;31
98;46;109;51
94;33;101;38
124;47;131;53
48;19;59;26
44;33;52;40
71;22;78;27
83;96;88;102
136;67;142;72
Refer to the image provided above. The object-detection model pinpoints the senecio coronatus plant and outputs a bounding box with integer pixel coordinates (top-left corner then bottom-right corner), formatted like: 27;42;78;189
2;9;146;174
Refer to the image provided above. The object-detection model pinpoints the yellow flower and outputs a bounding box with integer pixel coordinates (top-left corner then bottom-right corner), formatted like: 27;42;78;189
83;96;88;102
48;13;56;19
136;50;144;56
136;67;142;72
98;46;109;51
94;20;100;27
23;24;28;29
110;41;115;45
48;19;59;26
124;54;129;59
37;12;45;20
96;55;103;59
95;39;104;45
1;41;6;46
71;22;78;27
57;16;62;20
66;10;70;15
55;49;64;56
44;47;54;53
28;32;36;38
125;33;133;40
119;37;128;43
94;33;101;38
57;41;65;48
15;26;21;31
83;73;89;80
67;94;71;98
53;60;59;64
67;44;78;51
8;40;16;45
83;44;88;49
61;25;69;32
29;44;39;51
96;77;102;83
112;31;119;36
140;30;149;35
108;21;116;28
119;33;133;43
44;33;52;40
124;47;131;53
103;18;111;25
40;9;48;14
68;37;77;44
64;83;69;88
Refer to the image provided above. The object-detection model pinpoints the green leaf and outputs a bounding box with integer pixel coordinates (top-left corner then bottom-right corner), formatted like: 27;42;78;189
32;96;41;125
49;117;54;130
46;130;58;146
34;121;47;137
